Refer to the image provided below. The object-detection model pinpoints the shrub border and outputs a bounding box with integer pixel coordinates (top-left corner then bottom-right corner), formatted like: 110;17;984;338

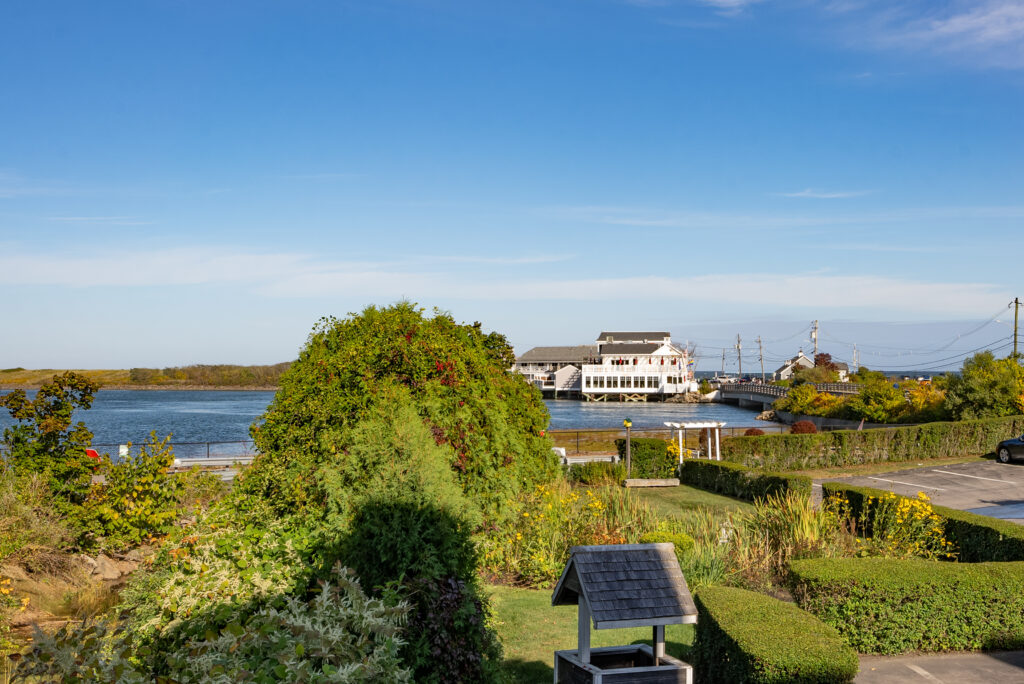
679;460;812;502
821;481;1024;562
692;585;858;684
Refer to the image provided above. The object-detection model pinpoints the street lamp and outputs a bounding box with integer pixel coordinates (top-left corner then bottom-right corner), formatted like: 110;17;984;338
623;418;632;476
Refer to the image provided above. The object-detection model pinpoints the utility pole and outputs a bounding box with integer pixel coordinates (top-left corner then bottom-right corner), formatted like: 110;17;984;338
721;349;725;377
853;343;859;371
756;336;765;381
811;320;819;356
736;334;742;378
1014;298;1020;357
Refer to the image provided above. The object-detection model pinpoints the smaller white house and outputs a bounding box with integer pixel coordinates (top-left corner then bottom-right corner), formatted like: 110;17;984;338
774;351;850;382
773;352;814;381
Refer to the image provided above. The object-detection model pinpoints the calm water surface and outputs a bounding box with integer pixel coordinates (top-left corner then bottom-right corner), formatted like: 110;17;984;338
0;390;766;454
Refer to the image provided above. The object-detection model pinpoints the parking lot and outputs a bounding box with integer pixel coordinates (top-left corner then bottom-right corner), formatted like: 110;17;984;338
820;459;1024;523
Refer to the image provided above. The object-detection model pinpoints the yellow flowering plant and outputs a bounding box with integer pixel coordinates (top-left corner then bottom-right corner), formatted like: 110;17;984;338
480;480;657;586
858;492;956;560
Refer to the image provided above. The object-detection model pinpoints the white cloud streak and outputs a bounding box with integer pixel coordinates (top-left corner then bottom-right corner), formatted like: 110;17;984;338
552;204;1024;230
775;189;872;199
0;247;1005;316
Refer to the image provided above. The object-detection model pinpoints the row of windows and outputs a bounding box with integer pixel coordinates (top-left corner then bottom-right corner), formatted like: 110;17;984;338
584;376;686;389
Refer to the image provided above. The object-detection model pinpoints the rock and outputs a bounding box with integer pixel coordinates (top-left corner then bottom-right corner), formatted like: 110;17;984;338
1;564;29;581
124;548;144;562
93;554;122;581
756;410;777;422
78;555;98;572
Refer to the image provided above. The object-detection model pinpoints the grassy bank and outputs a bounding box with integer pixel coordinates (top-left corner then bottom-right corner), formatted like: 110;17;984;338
489;584;695;683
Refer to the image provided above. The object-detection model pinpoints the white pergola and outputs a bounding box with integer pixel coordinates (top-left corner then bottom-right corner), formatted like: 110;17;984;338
663;421;726;462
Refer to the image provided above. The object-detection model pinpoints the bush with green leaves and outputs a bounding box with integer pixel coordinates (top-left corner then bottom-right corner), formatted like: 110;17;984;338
723;415;1024;470
12;565;411;683
79;432;183;551
679;460;811;502
692;585;858;683
244;303;558;522
0;372;100;518
638;531;695;565
614;437;674;478
944;351;1024;420
566;460;627;485
115;502;315;654
331;397;502;683
790;557;1024;654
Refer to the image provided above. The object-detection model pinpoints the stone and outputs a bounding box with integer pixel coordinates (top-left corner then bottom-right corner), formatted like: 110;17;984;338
93;554;122;581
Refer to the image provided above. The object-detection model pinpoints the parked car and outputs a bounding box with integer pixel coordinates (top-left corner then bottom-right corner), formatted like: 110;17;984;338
996;434;1024;463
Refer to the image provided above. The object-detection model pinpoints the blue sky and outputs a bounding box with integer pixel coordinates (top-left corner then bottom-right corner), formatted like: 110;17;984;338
1;0;1022;372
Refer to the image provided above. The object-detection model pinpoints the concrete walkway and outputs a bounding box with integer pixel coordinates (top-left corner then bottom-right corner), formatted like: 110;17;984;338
857;651;1024;683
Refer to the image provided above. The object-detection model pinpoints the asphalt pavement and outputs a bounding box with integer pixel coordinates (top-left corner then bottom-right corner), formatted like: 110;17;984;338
817;459;1024;523
856;651;1024;683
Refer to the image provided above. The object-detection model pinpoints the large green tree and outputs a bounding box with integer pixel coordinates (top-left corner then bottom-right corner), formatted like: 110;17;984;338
243;303;558;521
944;351;1024;420
0;372;99;512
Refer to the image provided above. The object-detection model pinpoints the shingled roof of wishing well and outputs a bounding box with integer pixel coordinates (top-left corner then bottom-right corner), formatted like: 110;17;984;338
551;543;697;628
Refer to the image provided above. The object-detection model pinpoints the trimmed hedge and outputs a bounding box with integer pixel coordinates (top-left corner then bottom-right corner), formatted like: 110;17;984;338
614;437;675;478
693;585;858;683
566;461;627;485
821;482;1024;562
679;460;812;502
723;415;1024;471
791;557;1024;654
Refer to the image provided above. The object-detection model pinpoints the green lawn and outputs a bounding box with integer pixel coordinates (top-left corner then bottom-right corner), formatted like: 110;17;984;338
633;483;753;519
489;584;695;683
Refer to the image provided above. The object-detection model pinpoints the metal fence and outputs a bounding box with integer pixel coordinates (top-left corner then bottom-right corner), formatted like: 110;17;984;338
91;440;258;460
547;426;791;455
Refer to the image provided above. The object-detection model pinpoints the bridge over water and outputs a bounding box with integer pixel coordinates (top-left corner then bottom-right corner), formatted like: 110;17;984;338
717;382;861;410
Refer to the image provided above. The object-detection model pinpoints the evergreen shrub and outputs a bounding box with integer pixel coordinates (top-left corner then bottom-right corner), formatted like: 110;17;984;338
723;415;1024;471
679;460;812;502
790;557;1024;654
822;482;1024;562
692;585;858;683
246;303;558;522
566;461;627;485
613;437;674;478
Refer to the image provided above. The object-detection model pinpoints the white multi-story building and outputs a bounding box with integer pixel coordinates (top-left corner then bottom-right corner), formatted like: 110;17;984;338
515;331;696;400
581;331;696;400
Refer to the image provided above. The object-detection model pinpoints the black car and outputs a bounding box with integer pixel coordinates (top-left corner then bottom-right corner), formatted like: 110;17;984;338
997;433;1024;463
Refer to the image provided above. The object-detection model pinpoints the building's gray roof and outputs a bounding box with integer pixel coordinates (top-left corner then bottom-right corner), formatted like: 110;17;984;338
551;543;697;629
597;331;670;343
516;345;599;364
599;343;662;356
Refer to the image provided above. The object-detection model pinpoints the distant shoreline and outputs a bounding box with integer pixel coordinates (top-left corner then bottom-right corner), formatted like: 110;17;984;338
0;384;280;392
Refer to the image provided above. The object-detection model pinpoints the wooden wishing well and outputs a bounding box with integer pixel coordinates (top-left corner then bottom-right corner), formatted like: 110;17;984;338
551;543;697;683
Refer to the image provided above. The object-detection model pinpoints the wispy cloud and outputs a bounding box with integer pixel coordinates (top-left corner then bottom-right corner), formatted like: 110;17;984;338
279;172;361;181
829;1;1024;68
774;188;872;199
0;246;1004;316
551;203;1024;230
0;171;64;198
624;0;762;15
47;216;154;226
